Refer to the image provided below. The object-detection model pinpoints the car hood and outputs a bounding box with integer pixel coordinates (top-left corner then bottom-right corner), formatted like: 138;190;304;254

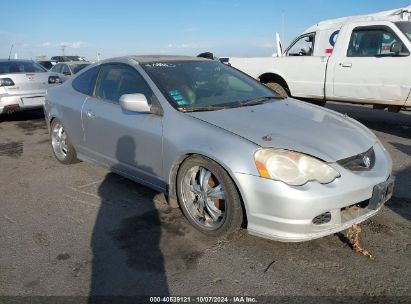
186;99;377;162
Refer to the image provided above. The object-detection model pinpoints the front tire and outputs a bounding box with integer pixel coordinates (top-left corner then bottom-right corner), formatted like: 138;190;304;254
177;155;244;237
50;119;77;164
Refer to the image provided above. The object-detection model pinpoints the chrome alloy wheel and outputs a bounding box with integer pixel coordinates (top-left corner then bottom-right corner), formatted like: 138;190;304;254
181;166;226;230
51;122;68;161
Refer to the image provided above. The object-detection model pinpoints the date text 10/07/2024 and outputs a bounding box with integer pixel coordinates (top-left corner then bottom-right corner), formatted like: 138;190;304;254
149;296;258;303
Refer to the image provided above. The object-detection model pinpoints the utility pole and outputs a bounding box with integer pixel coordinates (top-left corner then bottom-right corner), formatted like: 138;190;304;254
281;11;285;47
61;44;67;55
8;44;14;60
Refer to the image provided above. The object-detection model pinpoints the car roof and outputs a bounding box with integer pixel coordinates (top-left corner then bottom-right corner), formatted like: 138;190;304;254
102;55;208;64
57;61;90;65
304;5;411;33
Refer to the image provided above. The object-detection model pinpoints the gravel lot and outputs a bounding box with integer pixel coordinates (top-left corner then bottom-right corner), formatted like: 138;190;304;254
0;103;410;301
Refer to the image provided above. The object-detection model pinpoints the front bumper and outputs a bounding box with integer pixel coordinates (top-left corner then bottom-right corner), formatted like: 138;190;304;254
0;93;45;114
233;142;393;242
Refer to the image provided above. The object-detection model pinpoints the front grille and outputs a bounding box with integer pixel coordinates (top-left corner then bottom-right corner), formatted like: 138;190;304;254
337;147;375;171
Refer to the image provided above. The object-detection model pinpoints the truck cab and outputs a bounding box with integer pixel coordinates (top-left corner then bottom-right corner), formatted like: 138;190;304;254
229;5;411;111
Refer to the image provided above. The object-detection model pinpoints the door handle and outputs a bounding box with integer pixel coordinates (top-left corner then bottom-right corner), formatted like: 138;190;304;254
86;110;96;119
340;63;352;68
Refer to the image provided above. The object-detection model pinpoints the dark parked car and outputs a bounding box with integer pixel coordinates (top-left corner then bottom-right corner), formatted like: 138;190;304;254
51;56;87;63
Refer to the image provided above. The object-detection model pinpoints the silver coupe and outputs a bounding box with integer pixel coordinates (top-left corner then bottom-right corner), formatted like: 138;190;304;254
44;55;394;242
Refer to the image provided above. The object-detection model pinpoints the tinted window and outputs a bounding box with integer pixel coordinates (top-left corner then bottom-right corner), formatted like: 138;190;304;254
287;33;315;56
0;61;46;74
61;64;71;75
51;56;70;62
38;61;53;70
71;64;90;74
347;28;409;57
95;64;154;103
72;66;99;95
51;64;62;73
396;22;411;42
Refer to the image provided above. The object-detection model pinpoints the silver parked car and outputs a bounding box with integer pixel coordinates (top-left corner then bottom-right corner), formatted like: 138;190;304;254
51;61;91;81
44;55;394;242
0;59;62;115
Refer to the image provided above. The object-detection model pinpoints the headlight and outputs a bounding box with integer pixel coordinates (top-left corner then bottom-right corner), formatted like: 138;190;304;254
254;149;340;186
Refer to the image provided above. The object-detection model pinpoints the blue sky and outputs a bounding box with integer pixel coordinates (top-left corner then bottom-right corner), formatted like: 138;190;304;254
1;0;410;61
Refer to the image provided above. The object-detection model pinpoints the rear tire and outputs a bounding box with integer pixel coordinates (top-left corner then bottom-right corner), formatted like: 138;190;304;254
264;82;288;98
177;155;244;237
50;119;77;164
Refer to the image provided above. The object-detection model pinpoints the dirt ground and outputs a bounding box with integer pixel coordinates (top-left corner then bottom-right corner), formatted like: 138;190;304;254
0;103;410;301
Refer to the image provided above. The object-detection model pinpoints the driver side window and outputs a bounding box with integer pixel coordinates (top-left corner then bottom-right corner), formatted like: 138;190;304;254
95;64;154;103
287;33;315;56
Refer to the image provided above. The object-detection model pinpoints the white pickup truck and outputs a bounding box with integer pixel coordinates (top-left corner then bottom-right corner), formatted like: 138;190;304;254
228;5;411;111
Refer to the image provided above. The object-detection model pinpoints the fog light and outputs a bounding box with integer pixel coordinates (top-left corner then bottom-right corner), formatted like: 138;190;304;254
312;212;331;225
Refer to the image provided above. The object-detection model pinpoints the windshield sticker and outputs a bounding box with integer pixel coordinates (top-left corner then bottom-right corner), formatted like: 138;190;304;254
145;63;176;68
169;89;188;105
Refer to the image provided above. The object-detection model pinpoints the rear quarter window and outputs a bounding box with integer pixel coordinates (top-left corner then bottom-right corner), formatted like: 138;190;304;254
72;66;99;95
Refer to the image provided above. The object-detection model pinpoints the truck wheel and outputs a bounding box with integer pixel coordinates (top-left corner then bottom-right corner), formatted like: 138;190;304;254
264;82;288;98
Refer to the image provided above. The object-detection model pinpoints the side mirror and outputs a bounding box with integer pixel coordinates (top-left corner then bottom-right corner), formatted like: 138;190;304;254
390;42;402;55
63;71;71;76
119;93;151;113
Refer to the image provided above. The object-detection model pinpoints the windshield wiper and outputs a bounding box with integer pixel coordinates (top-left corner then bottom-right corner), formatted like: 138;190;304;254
239;96;283;107
178;105;227;112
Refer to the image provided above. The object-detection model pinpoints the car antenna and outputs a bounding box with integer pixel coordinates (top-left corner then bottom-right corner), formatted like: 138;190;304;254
8;44;14;60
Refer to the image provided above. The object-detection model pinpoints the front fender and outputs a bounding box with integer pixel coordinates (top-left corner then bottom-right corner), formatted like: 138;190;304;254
162;111;260;205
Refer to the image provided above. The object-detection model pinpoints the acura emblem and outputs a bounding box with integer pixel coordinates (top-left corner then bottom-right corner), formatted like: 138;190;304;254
363;155;371;168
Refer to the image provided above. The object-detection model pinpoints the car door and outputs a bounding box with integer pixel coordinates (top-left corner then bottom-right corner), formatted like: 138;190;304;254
280;32;328;99
82;63;164;189
329;24;411;105
66;65;100;152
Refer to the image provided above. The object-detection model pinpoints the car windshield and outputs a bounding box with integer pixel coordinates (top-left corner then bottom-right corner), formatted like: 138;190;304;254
0;61;47;74
37;61;53;70
142;60;280;111
396;21;411;42
71;63;90;74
